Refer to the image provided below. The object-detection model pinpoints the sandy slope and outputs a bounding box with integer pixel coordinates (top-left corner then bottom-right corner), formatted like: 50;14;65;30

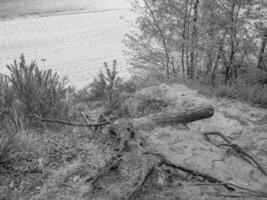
12;83;266;200
147;84;267;188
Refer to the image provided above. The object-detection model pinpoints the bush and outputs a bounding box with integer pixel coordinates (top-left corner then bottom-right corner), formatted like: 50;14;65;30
0;74;14;123
1;54;71;127
90;60;122;101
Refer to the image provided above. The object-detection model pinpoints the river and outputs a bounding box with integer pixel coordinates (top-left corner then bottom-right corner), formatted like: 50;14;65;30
0;8;136;88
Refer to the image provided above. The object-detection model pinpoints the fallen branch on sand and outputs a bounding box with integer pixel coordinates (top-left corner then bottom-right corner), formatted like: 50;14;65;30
32;114;110;128
202;131;267;176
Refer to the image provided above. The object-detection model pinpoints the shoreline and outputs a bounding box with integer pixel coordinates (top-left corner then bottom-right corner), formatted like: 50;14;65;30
0;8;130;22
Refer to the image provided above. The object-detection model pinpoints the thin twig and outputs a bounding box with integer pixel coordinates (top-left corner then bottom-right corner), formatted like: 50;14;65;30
187;183;267;196
101;113;112;123
206;192;267;198
81;112;94;131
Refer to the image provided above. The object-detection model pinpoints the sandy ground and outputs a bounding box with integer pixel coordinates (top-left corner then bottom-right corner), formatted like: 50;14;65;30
0;9;136;88
159;83;267;168
1;83;267;200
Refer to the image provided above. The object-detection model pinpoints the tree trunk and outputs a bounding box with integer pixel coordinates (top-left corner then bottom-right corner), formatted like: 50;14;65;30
151;104;214;125
186;2;193;78
189;0;199;79
143;0;170;80
205;25;214;76
257;27;267;71
211;29;228;85
225;1;240;85
181;0;189;79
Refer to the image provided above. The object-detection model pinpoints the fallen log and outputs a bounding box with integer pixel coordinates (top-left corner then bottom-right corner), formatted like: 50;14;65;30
132;104;214;130
151;104;214;125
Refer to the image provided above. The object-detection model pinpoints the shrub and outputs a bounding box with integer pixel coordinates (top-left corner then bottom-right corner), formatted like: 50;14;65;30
3;54;71;125
0;74;14;123
89;60;122;101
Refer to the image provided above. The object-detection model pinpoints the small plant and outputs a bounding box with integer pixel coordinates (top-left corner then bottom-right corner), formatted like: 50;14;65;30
0;74;14;124
6;54;70;122
89;60;122;101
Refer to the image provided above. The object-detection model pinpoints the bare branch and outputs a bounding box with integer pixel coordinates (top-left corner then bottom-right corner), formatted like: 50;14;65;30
32;114;110;128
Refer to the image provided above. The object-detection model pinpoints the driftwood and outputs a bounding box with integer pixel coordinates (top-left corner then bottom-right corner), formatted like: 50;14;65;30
151;105;214;125
203;131;267;176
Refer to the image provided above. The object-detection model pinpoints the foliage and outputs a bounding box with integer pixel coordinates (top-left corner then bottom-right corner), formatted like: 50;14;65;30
0;54;71;128
125;0;267;106
89;60;122;101
215;82;267;106
0;74;13;123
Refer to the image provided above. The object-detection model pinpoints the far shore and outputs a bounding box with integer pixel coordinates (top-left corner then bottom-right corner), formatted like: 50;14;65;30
0;0;130;21
0;8;129;22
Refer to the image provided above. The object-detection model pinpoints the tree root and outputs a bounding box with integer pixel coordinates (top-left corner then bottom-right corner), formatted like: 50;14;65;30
125;164;157;200
87;155;123;186
202;131;267;176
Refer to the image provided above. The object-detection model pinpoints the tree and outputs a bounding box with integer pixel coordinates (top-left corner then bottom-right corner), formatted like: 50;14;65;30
257;26;267;71
125;0;266;87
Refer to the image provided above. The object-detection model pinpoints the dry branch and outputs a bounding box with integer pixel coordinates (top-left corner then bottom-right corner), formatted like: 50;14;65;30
81;112;94;131
32;114;110;128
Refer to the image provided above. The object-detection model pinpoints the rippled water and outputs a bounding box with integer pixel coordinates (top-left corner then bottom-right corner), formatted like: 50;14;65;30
0;9;135;88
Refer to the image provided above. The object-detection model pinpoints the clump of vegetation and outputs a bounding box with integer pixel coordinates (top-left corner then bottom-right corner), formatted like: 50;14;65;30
75;60;137;116
215;83;267;106
90;60;122;102
0;54;71;128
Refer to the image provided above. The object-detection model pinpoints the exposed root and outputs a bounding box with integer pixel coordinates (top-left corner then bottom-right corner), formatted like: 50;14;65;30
125;164;157;200
87;155;123;186
203;131;267;176
144;151;267;197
